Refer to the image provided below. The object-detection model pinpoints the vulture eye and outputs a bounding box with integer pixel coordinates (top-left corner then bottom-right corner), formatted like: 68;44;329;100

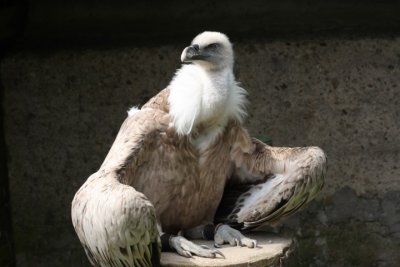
206;43;220;50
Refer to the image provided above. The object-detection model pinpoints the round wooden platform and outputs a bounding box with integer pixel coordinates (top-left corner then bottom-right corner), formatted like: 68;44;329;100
161;233;294;267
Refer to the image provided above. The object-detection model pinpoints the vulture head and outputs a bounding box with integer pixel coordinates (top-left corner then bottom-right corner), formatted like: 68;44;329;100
181;31;234;71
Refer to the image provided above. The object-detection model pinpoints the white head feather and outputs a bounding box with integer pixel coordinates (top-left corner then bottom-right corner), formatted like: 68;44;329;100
168;31;247;136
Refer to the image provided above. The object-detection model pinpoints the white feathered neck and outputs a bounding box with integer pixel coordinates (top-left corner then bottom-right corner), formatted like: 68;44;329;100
168;64;247;136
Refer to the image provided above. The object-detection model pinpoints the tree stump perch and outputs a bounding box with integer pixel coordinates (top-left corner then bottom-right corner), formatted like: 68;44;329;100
161;232;295;267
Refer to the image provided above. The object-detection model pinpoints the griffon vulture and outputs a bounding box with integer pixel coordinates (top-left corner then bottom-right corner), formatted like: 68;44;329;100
71;31;327;267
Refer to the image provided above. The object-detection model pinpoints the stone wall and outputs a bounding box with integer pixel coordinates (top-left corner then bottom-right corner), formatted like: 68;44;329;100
0;75;15;267
2;36;399;267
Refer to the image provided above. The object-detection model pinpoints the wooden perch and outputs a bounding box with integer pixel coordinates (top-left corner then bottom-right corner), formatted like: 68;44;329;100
161;232;295;267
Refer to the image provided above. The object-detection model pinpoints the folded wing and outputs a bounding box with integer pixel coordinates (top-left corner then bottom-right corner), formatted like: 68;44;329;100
72;107;169;267
216;128;327;231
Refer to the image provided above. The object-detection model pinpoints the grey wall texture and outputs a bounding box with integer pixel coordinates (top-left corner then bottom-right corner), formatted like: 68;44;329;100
1;35;400;266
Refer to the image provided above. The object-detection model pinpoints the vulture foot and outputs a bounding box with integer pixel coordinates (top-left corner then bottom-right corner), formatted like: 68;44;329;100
214;224;257;248
170;236;225;258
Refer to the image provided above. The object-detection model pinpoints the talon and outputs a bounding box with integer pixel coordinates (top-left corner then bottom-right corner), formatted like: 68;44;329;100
253;241;258;248
183;251;192;258
214;250;225;259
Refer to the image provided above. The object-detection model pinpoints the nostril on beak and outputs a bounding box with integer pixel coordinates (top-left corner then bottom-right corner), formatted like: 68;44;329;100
191;44;200;51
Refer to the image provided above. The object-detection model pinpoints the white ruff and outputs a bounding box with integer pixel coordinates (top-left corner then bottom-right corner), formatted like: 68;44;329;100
168;64;247;140
127;106;140;116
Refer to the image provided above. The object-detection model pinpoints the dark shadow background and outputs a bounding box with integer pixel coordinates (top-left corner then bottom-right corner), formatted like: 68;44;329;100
1;1;400;266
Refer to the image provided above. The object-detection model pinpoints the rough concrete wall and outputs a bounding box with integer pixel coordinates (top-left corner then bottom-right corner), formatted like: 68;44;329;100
11;1;400;47
1;37;400;266
0;74;15;267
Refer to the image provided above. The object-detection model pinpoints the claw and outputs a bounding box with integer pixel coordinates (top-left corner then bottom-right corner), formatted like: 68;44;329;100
199;244;225;259
214;249;225;259
214;243;222;248
182;251;192;258
247;239;257;248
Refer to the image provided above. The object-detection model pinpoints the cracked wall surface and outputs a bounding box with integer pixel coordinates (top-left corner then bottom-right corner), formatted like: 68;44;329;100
2;37;400;266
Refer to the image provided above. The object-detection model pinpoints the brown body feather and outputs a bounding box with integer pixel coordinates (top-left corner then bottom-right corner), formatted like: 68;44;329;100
103;89;250;233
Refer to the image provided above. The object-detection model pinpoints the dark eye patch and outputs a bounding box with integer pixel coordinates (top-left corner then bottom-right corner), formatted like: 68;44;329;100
205;43;220;50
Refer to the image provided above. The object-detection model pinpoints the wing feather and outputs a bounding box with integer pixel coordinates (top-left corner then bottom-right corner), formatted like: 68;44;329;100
72;106;169;266
141;88;170;112
72;172;161;267
100;107;170;184
216;127;326;230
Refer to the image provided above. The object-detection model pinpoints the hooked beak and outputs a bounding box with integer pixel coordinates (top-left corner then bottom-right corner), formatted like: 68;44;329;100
181;44;210;63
